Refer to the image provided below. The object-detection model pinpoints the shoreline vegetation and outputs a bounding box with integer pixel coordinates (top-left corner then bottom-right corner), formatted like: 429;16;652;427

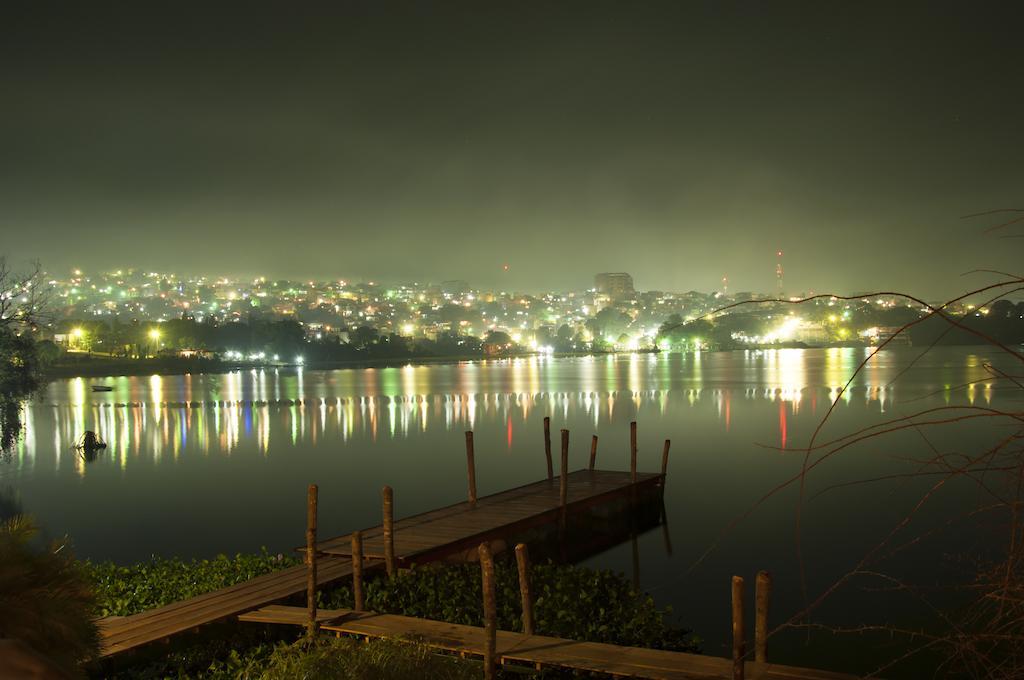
85;549;699;678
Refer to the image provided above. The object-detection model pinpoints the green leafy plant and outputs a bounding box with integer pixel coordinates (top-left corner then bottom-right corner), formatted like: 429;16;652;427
324;559;700;652
88;549;299;617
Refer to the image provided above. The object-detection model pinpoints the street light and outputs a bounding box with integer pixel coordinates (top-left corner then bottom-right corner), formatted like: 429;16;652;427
70;327;87;353
148;328;161;357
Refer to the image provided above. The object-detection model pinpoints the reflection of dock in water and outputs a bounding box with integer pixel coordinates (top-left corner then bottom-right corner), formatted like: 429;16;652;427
97;455;666;658
95;420;854;678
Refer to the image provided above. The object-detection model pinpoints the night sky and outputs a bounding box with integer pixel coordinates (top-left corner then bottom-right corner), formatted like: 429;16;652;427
2;2;1021;296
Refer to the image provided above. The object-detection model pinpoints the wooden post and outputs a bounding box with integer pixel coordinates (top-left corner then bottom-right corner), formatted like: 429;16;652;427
631;530;640;591
661;439;671;477
559;429;569;510
465;430;477;506
479;543;498;680
351;530;364;612
755;570;772;663
515;543;535;636
589;434;598;470
630;421;637;482
306;484;318;637
382;485;395;578
732;575;745;680
543;416;553;480
660;501;673;556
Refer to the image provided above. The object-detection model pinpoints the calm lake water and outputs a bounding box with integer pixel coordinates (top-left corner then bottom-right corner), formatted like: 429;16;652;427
4;347;1017;674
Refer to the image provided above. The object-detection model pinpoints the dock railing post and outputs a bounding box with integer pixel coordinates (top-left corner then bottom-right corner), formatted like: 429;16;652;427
465;430;477;506
514;543;535;636
732;575;746;680
479;543;498;680
351;530;364;612
630;421;637;482
559;429;569;510
755;570;772;663
543;416;553;480
382;485;395;578
306;484;318;637
589;434;598;470
661;439;671;477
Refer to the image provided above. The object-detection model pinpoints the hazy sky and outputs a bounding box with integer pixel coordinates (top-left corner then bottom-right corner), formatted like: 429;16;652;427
2;2;1021;296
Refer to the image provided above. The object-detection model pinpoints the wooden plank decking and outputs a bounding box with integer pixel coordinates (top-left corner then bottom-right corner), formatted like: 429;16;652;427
240;605;859;680
309;469;662;562
98;469;660;657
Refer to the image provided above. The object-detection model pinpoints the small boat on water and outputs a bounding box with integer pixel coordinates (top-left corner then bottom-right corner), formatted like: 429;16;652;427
91;385;113;392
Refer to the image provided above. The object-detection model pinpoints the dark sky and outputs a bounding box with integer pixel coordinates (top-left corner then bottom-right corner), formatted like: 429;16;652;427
2;2;1021;296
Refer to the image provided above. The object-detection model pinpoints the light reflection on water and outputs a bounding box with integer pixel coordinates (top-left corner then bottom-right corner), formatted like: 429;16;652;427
19;383;911;475
13;348;935;476
3;347;1012;672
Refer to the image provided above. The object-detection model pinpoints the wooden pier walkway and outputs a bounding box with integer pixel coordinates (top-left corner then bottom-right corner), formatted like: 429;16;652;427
97;469;660;657
239;604;858;680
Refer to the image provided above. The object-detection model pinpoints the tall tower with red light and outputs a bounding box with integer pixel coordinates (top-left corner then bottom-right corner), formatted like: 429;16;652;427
775;250;784;292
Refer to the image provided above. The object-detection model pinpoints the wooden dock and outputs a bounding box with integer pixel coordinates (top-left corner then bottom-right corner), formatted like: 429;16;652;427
239;604;858;680
97;469;661;657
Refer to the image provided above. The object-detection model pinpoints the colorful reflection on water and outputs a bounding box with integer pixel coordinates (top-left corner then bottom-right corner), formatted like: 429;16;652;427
10;347;968;477
1;347;1011;672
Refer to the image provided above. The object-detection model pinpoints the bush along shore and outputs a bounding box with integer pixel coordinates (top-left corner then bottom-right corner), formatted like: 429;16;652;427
86;549;700;678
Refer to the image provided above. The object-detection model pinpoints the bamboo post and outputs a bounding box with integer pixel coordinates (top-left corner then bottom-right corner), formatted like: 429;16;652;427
515;543;535;635
543;416;553;480
382;485;395;578
479;543;498;680
661;439;671;477
465;430;477;506
559;429;569;510
589;434;598;470
306;484;318;637
630;421;637;482
755;570;772;663
732;575;745;680
351;530;364;612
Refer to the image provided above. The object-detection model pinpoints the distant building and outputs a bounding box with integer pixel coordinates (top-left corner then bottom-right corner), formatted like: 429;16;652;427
441;280;470;295
594;273;635;299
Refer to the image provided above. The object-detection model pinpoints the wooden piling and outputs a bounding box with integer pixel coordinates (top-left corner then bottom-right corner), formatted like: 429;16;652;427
543;416;553;480
755;570;772;663
306;484;318;637
465;430;477;506
661;439;671;477
514;543;535;636
631;530;640;591
630;421;637;482
559;429;569;510
589;434;598;470
382;485;395;578
351;530;364;612
479;543;498;680
732;575;745;680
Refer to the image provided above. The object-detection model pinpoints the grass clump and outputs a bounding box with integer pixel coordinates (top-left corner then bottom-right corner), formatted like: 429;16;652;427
226;636;479;680
0;515;100;676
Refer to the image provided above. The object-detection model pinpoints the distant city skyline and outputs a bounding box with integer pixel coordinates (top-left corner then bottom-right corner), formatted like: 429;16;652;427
29;262;994;301
3;4;1022;297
